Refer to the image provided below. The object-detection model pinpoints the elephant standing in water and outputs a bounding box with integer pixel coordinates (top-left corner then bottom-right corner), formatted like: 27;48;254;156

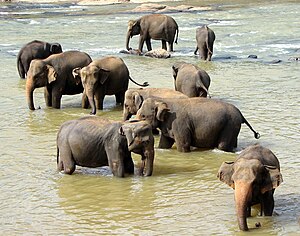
123;87;188;121
126;14;179;53
172;62;211;98
57;117;155;177
194;25;216;61
218;144;282;231
72;56;149;115
17;40;63;79
26;50;92;110
136;97;260;152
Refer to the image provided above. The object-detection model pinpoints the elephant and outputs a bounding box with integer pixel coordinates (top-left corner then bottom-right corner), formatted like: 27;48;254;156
123;87;188;121
126;14;179;53
217;144;283;231
72;56;149;115
172;62;211;98
194;25;216;61
26;50;92;110
17;40;63;79
136;97;260;152
57;116;155;177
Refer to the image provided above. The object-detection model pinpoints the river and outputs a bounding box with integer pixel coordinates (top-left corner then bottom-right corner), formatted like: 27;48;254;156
0;0;299;235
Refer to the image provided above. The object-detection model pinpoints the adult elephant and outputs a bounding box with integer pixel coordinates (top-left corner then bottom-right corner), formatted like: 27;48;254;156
17;40;63;79
57;117;155;177
218;144;282;231
172;62;211;98
26;50;92;110
72;56;149;115
123;87;188;121
136;97;260;152
126;14;179;53
194;25;216;61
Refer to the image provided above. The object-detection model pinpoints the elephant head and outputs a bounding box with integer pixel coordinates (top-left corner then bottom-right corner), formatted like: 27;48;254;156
73;65;109;115
48;43;63;54
119;120;155;176
218;158;282;231
136;98;169;129
126;19;141;51
123;90;144;121
26;59;57;110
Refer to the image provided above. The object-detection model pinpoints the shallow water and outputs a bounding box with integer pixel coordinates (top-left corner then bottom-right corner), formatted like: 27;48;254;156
0;1;299;235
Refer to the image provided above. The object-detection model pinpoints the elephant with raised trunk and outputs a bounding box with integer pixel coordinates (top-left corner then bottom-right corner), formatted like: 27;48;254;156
123;87;188;121
126;14;179;53
26;50;92;110
17;40;63;79
194;25;216;61
218;144;282;231
172;62;211;98
57;117;155;177
72;56;149;115
136;97;260;152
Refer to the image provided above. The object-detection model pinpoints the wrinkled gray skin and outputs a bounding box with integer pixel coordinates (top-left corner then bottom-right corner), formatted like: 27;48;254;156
218;144;282;231
17;40;63;79
26;50;92;110
57;117;155;177
123;87;188;121
194;25;216;61
73;56;149;115
136;97;260;152
126;14;179;52
172;62;211;98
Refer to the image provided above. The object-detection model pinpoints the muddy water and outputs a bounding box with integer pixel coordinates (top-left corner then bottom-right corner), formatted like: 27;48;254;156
0;1;299;235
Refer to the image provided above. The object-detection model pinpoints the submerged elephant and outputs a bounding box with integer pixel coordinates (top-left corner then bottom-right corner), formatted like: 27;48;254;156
172;62;211;98
17;40;63;79
26;50;92;110
218;144;282;231
72;56;149;115
123;87;188;121
57;116;155;177
126;14;179;52
136;97;260;152
194;25;216;61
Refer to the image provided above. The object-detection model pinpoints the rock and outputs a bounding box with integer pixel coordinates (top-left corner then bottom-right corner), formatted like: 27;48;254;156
144;49;171;58
119;49;142;55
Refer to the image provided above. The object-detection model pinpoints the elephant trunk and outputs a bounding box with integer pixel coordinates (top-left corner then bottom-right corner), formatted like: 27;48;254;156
26;77;35;110
123;108;132;121
235;181;252;231
86;88;96;115
126;31;131;51
143;145;154;176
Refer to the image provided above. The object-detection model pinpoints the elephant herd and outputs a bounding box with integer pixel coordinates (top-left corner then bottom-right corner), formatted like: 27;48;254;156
17;14;283;232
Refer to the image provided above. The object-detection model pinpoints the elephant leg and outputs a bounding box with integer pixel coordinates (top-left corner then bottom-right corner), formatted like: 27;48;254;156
59;148;76;175
158;134;174;149
262;190;275;216
168;42;174;52
95;93;105;110
124;153;134;175
174;136;191;152
52;91;62;109
138;35;146;52
146;38;152;51
217;124;240;152
44;87;52;107
161;40;167;50
115;91;125;105
82;90;89;109
194;46;198;55
107;152;124;177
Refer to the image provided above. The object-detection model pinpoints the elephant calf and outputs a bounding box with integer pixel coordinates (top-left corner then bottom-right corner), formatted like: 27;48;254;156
57;117;155;177
172;62;211;98
123;87;188;121
136;97;260;152
218;144;283;231
194;25;216;61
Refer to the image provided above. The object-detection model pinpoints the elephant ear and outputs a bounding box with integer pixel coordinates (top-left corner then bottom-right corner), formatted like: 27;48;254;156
156;102;169;122
133;92;143;110
72;67;82;85
46;65;57;83
50;43;62;53
260;165;283;194
97;68;110;84
217;161;235;189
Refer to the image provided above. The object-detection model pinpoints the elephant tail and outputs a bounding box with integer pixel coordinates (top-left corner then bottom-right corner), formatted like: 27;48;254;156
17;54;25;79
241;115;260;139
129;76;149;87
57;145;60;164
175;27;179;44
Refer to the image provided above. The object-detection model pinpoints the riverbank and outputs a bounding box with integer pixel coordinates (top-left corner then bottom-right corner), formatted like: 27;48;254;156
1;0;174;4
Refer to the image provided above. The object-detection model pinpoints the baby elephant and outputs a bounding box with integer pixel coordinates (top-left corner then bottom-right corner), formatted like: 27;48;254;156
57;117;155;177
172;62;211;98
218;144;283;231
194;25;216;61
